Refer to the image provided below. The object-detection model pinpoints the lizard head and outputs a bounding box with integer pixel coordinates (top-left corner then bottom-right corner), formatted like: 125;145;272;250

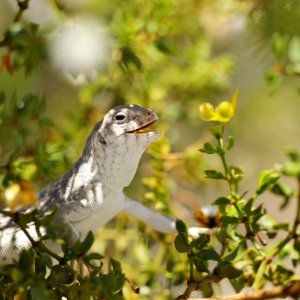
97;104;161;146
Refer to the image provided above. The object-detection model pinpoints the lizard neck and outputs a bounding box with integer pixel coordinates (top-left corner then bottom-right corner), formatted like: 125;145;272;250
92;135;148;191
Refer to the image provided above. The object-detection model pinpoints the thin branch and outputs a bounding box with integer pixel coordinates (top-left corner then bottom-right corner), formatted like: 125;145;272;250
14;0;31;22
0;0;31;48
186;281;300;300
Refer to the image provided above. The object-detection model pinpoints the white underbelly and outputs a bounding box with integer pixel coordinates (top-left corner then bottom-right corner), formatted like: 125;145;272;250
71;191;126;238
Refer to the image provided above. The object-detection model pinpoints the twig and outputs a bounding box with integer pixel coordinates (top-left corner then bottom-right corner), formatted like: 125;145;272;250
177;282;198;300
14;0;31;23
0;0;31;48
186;281;300;300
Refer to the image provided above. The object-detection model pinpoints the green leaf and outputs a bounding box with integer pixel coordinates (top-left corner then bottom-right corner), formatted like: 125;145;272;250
18;250;33;271
289;36;300;64
209;127;222;139
174;233;190;253
230;277;245;293
176;219;187;234
96;273;125;295
31;283;48;300
271;32;288;60
40;253;53;268
226;136;234;151
49;265;75;285
121;47;143;70
204;170;226;180
219;264;242;279
219;215;239;225
230;166;244;182
213;197;230;206
243;198;254;214
79;231;94;254
83;252;104;270
155;37;176;55
271;182;293;209
200;142;216;154
198;249;220;261
256;170;280;195
222;245;240;262
190;234;210;249
109;258;122;274
216;228;233;243
286;148;300;162
193;257;209;273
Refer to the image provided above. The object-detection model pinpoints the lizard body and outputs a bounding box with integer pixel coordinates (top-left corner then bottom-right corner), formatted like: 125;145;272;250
0;104;209;265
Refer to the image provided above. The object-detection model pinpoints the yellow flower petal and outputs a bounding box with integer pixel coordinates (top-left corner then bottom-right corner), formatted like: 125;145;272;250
231;89;238;113
199;102;216;121
215;101;234;122
199;89;238;123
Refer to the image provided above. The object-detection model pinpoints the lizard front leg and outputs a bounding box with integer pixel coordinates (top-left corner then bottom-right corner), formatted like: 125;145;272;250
123;196;176;233
123;196;219;237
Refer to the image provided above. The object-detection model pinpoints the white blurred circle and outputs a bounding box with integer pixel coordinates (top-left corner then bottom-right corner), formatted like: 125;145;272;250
48;17;112;84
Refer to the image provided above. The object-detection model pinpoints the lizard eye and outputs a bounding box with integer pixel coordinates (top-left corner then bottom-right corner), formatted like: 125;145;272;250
114;112;127;123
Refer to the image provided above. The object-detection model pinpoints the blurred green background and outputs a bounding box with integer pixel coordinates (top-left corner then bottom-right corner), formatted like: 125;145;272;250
0;0;300;298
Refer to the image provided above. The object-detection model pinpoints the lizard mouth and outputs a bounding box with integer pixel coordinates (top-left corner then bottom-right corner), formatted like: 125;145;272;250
126;119;158;134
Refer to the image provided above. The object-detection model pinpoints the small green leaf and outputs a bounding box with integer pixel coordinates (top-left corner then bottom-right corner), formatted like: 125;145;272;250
155;37;176;55
271;32;288;60
289;36;300;64
219;215;239;225
286;148;300;162
31;283;48;300
271;182;293;209
190;234;210;249
220;264;242;279
49;265;75;285
121;47;143;70
204;170;226;180
243;198;254;214
213;197;230;206
198;249;220;261
209;127;222;139
174;233;190;253
18;250;33;271
294;239;300;253
83;252;104;270
109;258;122;274
256;170;280;195
79;231;94;254
176;219;187;234
226;136;234;151
193;257;209;273
200;142;216;154
216;228;233;243
222;245;240;262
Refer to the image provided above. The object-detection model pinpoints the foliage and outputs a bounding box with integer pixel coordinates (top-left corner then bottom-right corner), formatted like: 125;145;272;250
0;0;299;299
0;209;126;300
250;0;300;86
174;110;300;298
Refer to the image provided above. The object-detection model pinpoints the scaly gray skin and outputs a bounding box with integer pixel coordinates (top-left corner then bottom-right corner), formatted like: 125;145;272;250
0;104;210;265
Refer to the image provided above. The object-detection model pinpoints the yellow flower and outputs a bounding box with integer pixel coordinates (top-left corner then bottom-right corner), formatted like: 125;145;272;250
199;89;238;123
